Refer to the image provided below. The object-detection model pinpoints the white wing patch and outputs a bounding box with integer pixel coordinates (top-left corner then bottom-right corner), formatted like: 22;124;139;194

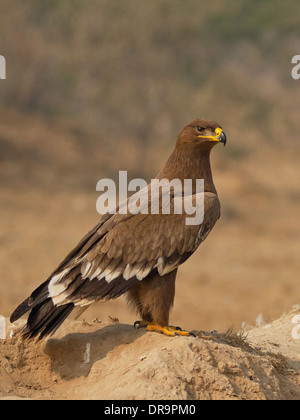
48;268;72;298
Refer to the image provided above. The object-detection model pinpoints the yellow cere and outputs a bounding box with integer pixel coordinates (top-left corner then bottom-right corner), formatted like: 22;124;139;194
197;127;223;142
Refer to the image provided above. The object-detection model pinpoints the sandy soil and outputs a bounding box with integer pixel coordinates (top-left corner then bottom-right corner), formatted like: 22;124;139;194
0;307;299;400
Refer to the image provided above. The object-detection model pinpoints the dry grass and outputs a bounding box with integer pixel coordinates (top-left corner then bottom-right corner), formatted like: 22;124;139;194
195;327;292;376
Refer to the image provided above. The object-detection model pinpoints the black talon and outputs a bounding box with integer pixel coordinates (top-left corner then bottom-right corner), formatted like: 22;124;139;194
134;320;148;330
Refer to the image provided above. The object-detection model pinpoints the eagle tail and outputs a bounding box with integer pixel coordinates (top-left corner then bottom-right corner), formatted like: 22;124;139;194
10;280;51;324
21;299;74;340
10;270;141;340
10;280;74;340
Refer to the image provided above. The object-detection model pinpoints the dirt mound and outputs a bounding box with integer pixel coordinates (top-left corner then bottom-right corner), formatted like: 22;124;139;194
0;308;299;400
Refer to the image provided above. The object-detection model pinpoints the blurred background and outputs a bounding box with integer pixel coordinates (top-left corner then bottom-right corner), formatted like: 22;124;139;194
0;0;299;331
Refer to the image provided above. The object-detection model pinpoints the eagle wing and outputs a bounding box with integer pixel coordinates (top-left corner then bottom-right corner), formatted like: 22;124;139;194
10;190;220;339
46;191;220;307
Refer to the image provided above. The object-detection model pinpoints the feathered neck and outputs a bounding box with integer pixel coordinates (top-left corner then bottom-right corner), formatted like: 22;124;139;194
156;143;217;194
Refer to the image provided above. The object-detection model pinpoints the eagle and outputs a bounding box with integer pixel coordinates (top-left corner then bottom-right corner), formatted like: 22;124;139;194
10;118;227;339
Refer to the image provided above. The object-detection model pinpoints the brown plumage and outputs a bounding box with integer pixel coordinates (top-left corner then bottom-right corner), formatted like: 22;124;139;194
10;118;227;339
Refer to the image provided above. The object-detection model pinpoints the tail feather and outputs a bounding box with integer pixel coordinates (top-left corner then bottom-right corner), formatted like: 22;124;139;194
10;280;50;323
10;297;32;323
22;299;74;340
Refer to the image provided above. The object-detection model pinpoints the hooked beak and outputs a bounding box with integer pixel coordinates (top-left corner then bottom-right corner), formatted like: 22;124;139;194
197;127;227;146
215;128;227;146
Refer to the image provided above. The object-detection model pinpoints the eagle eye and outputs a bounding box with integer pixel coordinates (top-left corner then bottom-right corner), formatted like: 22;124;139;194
196;126;206;133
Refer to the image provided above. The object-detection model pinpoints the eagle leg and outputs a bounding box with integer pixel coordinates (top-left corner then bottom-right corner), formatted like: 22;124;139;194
134;320;194;337
147;324;191;337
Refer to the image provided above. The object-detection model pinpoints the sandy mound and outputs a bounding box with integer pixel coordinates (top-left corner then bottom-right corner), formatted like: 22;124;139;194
0;308;299;400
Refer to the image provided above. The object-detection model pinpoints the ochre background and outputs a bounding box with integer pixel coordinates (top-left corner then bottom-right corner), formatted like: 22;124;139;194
0;0;299;332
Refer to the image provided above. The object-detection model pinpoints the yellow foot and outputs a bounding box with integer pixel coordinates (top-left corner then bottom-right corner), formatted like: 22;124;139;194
134;321;194;337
